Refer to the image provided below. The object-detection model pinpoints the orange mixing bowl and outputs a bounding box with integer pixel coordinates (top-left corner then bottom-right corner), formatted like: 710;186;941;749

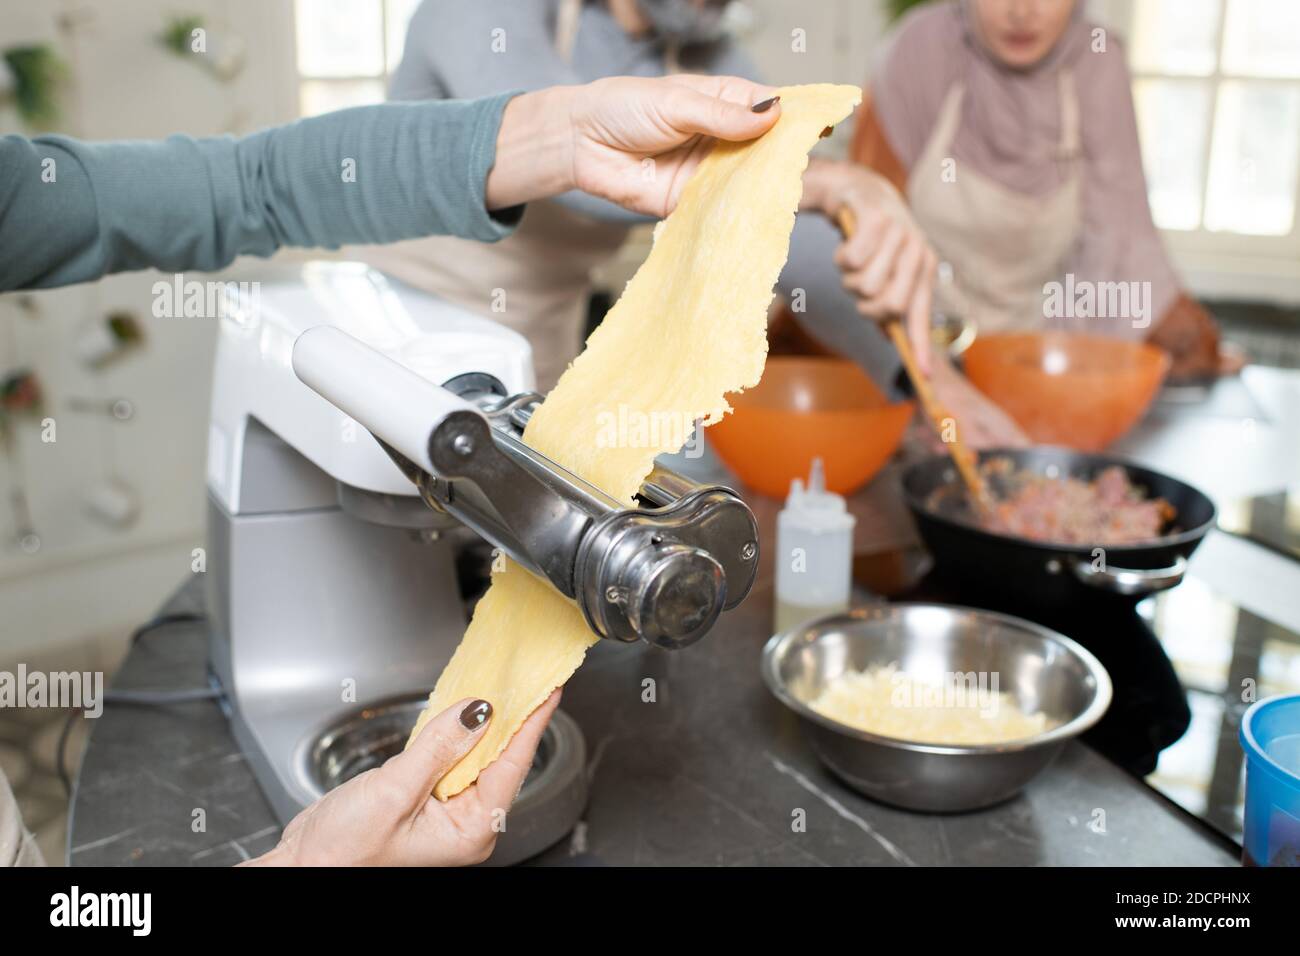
708;356;914;498
963;332;1171;452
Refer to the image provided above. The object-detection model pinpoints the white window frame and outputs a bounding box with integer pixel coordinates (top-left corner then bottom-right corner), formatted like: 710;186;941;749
289;0;411;117
1095;0;1300;303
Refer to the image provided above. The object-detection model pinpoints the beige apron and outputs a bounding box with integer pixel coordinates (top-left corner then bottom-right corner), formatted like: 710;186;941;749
354;202;627;392
354;6;629;392
907;72;1082;335
1;768;43;866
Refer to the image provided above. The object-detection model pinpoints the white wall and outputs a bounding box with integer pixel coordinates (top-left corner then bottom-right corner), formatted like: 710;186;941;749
0;0;297;653
736;0;890;92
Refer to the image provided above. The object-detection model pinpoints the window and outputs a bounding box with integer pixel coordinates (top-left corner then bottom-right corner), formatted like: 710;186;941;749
293;0;421;116
1129;0;1300;242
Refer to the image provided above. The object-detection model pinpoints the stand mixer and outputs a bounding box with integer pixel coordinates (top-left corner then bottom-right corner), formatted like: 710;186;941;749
205;262;758;863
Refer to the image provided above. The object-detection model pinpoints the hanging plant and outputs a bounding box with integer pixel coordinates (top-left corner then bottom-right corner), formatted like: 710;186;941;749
160;14;206;56
159;14;245;81
885;0;937;23
0;368;43;417
0;367;44;451
76;311;145;368
1;45;66;128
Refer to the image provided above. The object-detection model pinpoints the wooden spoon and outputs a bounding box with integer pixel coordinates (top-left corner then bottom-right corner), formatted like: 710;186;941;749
834;208;991;511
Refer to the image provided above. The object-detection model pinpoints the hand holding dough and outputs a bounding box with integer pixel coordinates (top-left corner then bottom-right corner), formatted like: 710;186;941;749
407;84;863;800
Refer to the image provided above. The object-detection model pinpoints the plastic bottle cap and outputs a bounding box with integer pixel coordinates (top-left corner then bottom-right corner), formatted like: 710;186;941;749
781;457;854;532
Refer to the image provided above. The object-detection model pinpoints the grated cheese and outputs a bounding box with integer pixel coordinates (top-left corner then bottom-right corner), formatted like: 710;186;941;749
808;664;1054;745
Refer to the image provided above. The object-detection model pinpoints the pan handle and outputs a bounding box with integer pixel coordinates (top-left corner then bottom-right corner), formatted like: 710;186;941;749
1069;555;1187;596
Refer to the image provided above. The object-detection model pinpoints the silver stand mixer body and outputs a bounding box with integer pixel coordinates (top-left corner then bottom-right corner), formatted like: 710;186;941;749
204;263;584;862
205;421;465;819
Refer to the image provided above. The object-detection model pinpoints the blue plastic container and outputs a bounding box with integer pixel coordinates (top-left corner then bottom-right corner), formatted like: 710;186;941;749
1240;694;1300;867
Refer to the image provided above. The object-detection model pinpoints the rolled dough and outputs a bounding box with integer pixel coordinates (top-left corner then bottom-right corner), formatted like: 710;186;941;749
407;83;863;800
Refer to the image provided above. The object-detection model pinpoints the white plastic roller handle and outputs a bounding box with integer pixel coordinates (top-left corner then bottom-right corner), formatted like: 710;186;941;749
291;326;481;476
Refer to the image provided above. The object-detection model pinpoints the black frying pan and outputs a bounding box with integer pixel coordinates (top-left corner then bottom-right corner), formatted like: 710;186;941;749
902;447;1217;605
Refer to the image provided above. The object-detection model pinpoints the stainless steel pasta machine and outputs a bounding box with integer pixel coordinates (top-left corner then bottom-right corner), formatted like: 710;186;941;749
204;262;757;863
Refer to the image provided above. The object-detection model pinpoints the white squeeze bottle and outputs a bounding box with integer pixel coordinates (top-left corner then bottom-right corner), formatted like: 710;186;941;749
774;458;856;634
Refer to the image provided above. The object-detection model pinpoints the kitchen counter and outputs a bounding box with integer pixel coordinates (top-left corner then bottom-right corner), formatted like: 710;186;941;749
69;575;1238;867
72;369;1300;867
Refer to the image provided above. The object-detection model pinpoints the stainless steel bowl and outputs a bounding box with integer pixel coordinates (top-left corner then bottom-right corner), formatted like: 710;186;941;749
761;604;1112;812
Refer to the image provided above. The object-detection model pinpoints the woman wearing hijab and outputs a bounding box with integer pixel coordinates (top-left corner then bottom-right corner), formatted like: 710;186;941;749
849;0;1239;381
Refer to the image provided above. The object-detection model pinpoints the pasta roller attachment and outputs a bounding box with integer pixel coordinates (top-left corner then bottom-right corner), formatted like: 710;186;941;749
293;327;759;649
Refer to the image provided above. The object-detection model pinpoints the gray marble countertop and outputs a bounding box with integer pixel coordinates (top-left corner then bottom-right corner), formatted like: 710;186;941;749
69;569;1238;867
73;368;1300;867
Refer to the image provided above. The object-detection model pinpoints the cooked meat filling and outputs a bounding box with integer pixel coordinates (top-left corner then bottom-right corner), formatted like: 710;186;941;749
931;458;1175;545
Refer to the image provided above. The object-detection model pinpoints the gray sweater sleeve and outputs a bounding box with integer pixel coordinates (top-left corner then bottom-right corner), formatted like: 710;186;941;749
0;94;520;292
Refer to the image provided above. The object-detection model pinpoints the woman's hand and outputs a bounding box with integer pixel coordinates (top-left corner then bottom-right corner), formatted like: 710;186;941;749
1146;300;1247;382
803;160;938;374
246;690;561;867
487;75;781;216
920;357;1031;451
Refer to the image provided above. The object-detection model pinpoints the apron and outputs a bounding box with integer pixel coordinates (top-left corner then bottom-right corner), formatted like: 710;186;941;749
355;6;629;393
354;202;627;392
907;72;1083;335
1;768;43;866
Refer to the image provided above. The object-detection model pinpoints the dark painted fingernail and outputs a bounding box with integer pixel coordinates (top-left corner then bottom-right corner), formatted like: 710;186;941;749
459;699;492;730
751;95;780;113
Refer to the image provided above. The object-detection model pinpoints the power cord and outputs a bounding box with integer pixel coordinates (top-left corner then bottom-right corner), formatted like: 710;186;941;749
128;611;206;646
57;611;212;796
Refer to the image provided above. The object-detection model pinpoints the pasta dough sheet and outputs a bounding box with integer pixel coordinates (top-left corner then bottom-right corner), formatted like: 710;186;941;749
407;83;863;800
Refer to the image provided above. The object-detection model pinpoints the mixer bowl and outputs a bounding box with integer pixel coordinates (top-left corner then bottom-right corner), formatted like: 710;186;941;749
708;356;913;497
962;332;1170;451
761;604;1112;812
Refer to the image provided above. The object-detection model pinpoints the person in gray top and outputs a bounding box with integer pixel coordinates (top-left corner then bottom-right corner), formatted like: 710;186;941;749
370;0;1025;447
361;0;934;393
0;73;781;866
